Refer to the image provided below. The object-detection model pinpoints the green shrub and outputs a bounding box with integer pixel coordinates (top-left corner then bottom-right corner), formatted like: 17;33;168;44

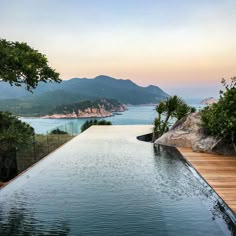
50;128;68;135
0;112;34;180
81;119;112;132
201;77;236;152
0;112;34;150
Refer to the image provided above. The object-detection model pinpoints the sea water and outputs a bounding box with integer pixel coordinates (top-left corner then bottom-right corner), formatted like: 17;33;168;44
21;104;205;134
21;106;157;134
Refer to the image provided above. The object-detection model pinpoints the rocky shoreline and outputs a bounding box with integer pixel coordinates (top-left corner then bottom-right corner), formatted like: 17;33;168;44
41;104;127;119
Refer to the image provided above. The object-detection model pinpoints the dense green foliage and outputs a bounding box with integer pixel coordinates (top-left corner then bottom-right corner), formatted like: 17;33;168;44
0;94;123;117
52;98;122;115
0;90;89;116
0;112;34;150
0;38;61;91
81;119;112;132
0;112;34;180
201;77;236;152
50;128;68;135
0;38;62;180
153;96;196;140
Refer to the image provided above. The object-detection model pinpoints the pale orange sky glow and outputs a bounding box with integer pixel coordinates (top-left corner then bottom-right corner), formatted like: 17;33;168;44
1;0;236;98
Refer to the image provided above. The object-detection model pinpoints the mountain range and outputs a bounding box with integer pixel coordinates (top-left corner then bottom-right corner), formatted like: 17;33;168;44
0;75;169;116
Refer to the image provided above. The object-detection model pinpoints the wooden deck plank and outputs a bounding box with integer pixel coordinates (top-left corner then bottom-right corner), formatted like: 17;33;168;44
177;147;236;215
189;161;236;166
214;188;236;192
187;157;236;161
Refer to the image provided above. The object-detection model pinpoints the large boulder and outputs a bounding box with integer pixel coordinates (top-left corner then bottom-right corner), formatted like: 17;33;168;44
154;112;233;155
155;112;236;155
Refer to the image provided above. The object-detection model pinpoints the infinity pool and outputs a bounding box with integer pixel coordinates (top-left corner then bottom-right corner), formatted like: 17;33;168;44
0;126;235;235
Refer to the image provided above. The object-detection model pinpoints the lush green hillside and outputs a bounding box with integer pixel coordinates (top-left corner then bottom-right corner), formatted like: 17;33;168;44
0;90;93;116
0;75;169;116
50;99;125;115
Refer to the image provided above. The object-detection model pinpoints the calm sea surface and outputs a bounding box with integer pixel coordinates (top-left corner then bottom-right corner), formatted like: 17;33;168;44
21;104;204;134
21;105;157;134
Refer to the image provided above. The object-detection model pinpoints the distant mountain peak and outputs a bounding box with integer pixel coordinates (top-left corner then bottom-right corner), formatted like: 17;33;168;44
0;75;169;114
146;85;155;88
94;75;114;80
94;75;139;86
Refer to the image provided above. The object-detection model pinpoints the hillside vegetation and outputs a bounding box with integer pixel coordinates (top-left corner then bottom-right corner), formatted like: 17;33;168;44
49;98;125;115
0;75;169;116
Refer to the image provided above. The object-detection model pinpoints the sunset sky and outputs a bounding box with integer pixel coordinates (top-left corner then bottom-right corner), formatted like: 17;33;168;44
1;0;236;99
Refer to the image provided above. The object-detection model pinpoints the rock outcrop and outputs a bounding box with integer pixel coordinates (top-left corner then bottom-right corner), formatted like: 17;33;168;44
155;113;235;155
42;107;113;119
41;99;127;119
155;113;204;148
200;97;218;105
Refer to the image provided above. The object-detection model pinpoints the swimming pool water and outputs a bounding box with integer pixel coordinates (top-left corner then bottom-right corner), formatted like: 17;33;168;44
0;126;235;235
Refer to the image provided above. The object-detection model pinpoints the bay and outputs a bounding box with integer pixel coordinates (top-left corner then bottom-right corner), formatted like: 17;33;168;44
21;104;205;134
21;105;157;134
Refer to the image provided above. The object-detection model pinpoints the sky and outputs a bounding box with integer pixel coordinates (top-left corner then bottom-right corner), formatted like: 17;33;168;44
0;0;236;99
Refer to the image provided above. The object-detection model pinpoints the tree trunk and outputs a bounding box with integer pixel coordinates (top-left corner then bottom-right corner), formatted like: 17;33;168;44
164;113;171;124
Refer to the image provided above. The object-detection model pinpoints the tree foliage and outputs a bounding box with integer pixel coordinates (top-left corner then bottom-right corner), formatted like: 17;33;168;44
50;128;68;135
51;98;122;116
201;77;236;152
81;119;112;132
0;112;34;151
153;95;196;140
0;39;61;180
0;38;61;91
0;112;34;180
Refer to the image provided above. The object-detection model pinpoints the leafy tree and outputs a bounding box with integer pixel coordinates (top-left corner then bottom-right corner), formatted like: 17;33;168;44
201;77;236;153
163;95;184;123
0;39;61;181
81;119;112;132
0;112;34;181
175;103;196;120
153;96;195;140
0;38;61;91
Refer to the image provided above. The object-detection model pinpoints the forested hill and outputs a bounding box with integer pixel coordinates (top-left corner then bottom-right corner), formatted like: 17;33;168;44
0;75;169;116
50;99;126;115
0;75;169;104
41;99;127;118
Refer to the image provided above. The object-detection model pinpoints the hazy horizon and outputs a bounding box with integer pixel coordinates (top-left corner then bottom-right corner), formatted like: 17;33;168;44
1;0;235;99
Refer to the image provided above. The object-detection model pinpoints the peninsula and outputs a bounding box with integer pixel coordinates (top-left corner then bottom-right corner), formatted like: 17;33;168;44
41;98;127;119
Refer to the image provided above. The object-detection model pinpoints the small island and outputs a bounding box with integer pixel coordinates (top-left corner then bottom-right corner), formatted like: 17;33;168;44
41;98;127;119
200;97;217;105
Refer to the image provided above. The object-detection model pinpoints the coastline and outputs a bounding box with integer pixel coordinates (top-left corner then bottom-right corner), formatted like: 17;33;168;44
20;105;157;135
19;104;163;119
41;114;114;119
40;103;128;119
19;111;118;119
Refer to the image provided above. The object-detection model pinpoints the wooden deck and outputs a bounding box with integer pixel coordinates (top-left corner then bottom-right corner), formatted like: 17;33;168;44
177;147;236;214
